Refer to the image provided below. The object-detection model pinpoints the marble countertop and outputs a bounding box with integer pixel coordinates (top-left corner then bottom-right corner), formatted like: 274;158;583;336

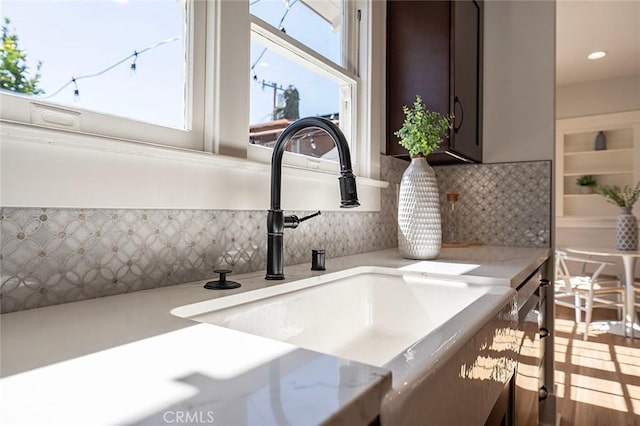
0;245;549;425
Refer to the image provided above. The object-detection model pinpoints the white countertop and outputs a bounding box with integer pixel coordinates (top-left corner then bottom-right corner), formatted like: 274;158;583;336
0;245;549;425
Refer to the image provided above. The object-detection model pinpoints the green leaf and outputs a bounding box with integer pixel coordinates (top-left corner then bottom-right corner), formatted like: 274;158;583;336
597;181;640;208
394;95;454;157
0;17;44;94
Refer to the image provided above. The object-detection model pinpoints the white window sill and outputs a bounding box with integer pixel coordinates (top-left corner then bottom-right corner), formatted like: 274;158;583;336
0;122;387;211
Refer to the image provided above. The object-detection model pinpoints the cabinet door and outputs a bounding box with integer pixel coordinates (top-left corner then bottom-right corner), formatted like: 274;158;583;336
452;0;482;162
386;0;451;157
515;300;542;426
386;0;482;164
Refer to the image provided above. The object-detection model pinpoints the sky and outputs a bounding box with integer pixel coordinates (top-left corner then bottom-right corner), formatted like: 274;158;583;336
249;0;341;124
2;0;341;130
3;0;185;128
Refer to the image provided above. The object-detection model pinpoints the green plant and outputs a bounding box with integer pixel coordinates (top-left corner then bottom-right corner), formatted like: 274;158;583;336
576;175;596;187
0;18;43;94
394;95;454;157
598;181;640;208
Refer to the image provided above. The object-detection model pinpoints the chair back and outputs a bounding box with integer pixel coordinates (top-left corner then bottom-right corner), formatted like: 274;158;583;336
554;249;624;340
555;249;610;284
555;250;573;292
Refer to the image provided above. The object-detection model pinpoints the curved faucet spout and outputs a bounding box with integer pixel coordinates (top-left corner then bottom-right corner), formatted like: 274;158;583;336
266;117;360;280
269;117;359;210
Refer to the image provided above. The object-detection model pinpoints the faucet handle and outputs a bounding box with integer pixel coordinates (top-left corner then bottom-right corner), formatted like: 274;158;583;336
284;211;321;229
299;210;321;222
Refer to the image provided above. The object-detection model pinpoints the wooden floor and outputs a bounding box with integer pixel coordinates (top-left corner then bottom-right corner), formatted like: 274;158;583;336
555;307;640;426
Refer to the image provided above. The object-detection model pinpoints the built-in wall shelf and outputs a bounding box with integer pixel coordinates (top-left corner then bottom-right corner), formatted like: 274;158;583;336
562;193;619;217
563;194;604;198
563;148;634;157
563;170;633;177
555;110;640;224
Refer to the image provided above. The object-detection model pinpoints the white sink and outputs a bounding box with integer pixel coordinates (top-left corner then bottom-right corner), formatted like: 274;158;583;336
172;266;512;368
173;266;518;424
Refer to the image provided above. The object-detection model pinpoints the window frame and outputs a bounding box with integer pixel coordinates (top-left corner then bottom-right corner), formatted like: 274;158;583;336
0;0;207;151
246;12;360;173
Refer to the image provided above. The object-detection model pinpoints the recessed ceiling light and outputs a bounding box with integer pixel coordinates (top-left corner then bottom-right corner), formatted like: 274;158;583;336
587;51;607;60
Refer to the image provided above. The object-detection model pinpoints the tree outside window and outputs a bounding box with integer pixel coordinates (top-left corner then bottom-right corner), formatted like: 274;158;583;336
0;18;43;95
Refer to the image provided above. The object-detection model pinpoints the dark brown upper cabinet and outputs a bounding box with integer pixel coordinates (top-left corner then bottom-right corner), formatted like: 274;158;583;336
386;0;483;164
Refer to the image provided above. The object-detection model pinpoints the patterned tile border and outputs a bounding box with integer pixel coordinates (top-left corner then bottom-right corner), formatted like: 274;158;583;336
0;157;550;313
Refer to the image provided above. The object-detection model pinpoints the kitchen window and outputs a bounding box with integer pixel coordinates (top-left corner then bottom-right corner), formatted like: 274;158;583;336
0;0;383;210
247;0;361;172
0;0;206;150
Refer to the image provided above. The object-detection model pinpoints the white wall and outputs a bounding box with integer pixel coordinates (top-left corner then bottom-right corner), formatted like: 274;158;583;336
482;0;556;163
555;75;640;275
556;74;640;119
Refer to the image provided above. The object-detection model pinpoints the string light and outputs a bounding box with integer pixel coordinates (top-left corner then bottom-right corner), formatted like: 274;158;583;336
130;51;138;73
277;1;297;26
250;47;268;77
250;0;298;80
72;78;79;97
39;1;299;100
40;37;181;100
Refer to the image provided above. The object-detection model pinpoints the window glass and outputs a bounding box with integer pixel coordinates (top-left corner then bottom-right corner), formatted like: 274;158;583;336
1;0;188;129
249;0;341;65
249;41;343;160
249;0;351;164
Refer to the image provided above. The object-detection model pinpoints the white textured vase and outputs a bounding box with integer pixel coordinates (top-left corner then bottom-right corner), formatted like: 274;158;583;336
398;156;441;259
616;207;638;251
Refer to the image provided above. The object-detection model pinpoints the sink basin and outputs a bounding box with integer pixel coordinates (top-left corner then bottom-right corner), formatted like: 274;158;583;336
172;266;512;368
173;266;518;425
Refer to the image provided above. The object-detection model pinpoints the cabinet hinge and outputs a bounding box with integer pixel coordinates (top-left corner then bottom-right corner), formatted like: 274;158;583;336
357;9;361;22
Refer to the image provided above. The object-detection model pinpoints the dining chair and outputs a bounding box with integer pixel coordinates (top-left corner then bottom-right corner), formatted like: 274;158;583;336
555;250;626;340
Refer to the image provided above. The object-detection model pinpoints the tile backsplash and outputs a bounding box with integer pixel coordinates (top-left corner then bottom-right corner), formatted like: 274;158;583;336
0;157;550;313
434;161;551;247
